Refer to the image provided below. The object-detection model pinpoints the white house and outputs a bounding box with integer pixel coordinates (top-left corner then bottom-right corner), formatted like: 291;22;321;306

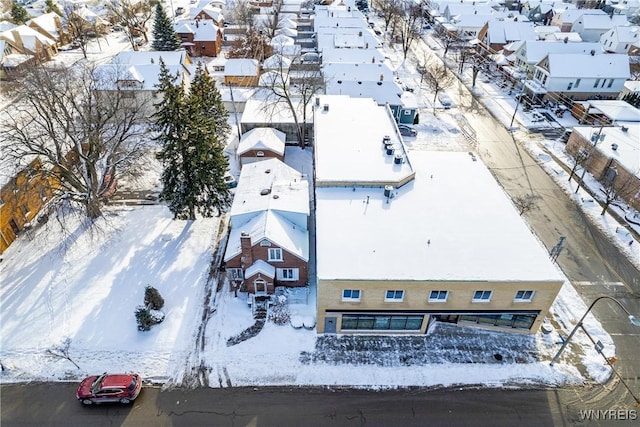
600;26;640;54
571;13;630;43
525;52;630;102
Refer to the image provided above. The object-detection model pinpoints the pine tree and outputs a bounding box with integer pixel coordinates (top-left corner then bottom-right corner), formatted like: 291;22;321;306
152;3;182;51
153;61;231;220
44;0;62;15
10;2;30;24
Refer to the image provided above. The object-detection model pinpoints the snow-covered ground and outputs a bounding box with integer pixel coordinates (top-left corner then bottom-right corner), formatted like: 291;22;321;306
0;10;635;391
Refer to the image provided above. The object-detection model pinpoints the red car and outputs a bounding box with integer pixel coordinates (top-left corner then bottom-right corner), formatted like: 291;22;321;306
76;373;142;405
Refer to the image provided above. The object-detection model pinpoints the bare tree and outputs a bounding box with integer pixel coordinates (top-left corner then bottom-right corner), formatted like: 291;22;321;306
396;4;422;60
437;27;464;57
231;0;255;31
227;27;272;60
599;168;639;216
65;7;93;59
107;0;154;50
0;64;151;219
422;59;454;110
260;52;325;148
567;146;590;183
513;194;541;215
373;0;403;31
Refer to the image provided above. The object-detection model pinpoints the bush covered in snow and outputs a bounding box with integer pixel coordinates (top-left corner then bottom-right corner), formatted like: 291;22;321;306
268;295;290;325
144;285;165;310
135;306;154;331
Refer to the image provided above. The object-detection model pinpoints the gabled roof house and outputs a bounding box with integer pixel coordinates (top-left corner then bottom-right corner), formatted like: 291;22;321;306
223;158;310;296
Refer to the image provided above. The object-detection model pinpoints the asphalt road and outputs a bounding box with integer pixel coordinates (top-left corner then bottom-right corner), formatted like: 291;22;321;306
1;382;622;427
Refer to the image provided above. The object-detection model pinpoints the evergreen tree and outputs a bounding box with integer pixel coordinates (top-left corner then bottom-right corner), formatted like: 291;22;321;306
152;3;182;51
153;61;231;220
44;0;62;15
10;2;30;24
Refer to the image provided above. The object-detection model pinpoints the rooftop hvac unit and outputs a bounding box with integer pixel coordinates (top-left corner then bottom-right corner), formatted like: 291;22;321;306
394;154;403;164
382;135;391;145
386;145;394;155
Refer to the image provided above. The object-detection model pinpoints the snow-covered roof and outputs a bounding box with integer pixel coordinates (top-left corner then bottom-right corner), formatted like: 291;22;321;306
258;70;286;87
313;95;414;186
517;41;602;64
275;27;298;38
583;100;640;122
72;6;109;26
322;62;394;82
93;63;187;90
228;158;309;220
543;53;630;79
0;20;16;32
580;14;628;31
573;124;640;175
544;32;582;42
487;21;536;44
262;54;291;70
224;58;259;76
237;127;286;156
277;17;298;29
244;259;275;278
1;25;56;52
241;96;313;125
321;47;386;64
174;19;221;40
555;8;606;25
27;12;61;39
270;34;294;46
225;210;309;262
315;150;564;282
191;4;224;21
113;50;189;66
609;26;640;43
324;80;404;106
316;27;381;50
451;14;493;29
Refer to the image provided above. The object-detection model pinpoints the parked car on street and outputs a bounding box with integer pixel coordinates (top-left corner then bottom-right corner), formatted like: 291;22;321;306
76;373;142;405
398;124;417;137
438;93;453;109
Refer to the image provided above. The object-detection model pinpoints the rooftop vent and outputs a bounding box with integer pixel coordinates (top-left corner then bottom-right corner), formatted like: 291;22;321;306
323;104;329;112
260;188;271;196
382;135;391;145
265;169;271;174
384;185;393;197
611;143;618;151
386;145;394;155
394;153;403;164
273;194;280;199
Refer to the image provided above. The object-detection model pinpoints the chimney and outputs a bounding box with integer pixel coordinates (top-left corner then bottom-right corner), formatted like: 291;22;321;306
240;232;253;267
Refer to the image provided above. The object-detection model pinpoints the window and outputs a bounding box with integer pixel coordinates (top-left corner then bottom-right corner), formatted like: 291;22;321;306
341;314;423;331
607;79;613;88
259;240;271;247
21;204;30;216
277;268;298;281
268;248;282;261
594;79;600;88
567;82;573;90
459;313;536;330
342;289;361;301
429;290;448;302
472;290;492;302
256;151;265;157
385;290;404;302
575;78;580;88
514;290;534;302
229;268;243;280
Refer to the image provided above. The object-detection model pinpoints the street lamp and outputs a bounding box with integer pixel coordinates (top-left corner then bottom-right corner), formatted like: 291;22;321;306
550;296;640;405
